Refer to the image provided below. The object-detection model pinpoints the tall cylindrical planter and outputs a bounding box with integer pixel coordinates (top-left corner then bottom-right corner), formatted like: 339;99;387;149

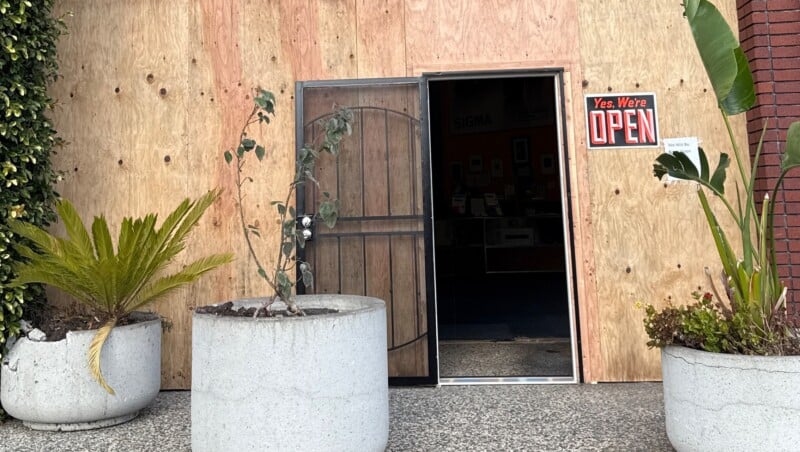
0;313;161;431
662;345;800;452
192;295;389;452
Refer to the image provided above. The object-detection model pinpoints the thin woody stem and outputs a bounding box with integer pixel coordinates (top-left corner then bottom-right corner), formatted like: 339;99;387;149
234;105;279;299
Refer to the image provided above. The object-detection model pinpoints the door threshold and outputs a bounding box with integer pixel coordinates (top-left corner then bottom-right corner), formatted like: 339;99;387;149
439;376;577;385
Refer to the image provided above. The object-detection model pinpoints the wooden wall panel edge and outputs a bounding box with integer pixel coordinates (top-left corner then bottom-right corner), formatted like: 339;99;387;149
561;70;602;383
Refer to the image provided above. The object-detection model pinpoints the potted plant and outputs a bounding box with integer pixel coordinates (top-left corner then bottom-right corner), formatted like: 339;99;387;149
0;189;232;431
643;1;800;450
191;90;389;452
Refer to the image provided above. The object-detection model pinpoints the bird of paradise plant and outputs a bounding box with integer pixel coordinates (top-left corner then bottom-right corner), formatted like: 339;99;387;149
8;189;233;393
648;0;800;353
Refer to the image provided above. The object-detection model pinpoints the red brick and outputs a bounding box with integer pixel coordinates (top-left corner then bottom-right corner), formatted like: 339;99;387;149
751;58;775;71
752;104;778;115
743;0;768;12
748;118;772;133
754;81;777;94
775;81;800;93
769;10;800;22
780;177;800;190
752;103;777;116
772;204;788;217
783;191;800;203
776;93;800;104
777;105;800;116
749;129;782;143
741;34;770;52
786;215;800;228
745;47;773;60
771;47;800;58
755;93;777;107
763;167;784;179
741;22;772;41
767;0;800;11
764;141;784;153
763;69;800;82
766;22;800;35
771;58;800;70
740;11;767;28
787;203;800;216
787;253;800;267
770;35;800;46
738;0;756;10
779;117;799;128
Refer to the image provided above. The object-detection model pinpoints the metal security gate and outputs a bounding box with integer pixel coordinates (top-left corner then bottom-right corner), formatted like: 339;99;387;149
296;79;436;384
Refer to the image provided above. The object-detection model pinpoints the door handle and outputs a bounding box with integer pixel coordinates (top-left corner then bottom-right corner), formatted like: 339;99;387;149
298;214;313;241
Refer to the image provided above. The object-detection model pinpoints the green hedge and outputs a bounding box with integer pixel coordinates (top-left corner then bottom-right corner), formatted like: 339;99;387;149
0;0;62;379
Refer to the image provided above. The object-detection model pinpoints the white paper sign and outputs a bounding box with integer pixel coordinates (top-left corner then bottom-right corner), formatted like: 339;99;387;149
662;137;700;182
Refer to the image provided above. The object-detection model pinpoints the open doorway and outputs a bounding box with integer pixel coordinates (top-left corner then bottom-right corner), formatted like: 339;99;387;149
428;74;577;382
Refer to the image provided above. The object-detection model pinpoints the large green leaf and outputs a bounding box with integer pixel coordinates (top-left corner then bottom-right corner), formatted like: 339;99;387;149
719;47;756;115
781;121;800;171
683;0;755;115
653;149;729;195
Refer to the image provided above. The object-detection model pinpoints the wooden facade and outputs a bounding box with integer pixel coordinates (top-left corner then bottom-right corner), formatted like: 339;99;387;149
47;0;746;387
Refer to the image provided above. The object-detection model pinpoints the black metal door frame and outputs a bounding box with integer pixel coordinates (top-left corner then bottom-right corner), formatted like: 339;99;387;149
422;68;582;384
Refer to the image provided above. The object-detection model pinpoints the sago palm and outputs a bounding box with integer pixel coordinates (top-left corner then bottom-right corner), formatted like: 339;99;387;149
8;189;233;393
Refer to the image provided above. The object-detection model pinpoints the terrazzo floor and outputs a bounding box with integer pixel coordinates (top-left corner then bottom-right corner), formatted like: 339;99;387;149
439;339;573;377
0;383;671;451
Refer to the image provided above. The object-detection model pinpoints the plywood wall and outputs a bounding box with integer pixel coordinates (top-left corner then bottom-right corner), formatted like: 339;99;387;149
48;0;587;388
577;0;748;381
47;0;745;386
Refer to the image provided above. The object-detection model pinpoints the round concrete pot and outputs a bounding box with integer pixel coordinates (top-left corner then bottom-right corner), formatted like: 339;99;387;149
661;345;800;452
191;295;388;452
0;312;161;431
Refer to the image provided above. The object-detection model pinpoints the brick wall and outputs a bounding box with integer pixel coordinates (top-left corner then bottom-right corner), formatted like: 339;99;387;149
738;0;800;319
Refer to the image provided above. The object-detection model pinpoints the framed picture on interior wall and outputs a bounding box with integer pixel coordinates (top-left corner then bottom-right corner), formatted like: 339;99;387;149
469;155;483;173
541;153;555;175
512;137;529;163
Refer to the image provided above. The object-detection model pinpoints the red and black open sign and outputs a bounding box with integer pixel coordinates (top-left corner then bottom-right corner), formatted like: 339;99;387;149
585;93;659;149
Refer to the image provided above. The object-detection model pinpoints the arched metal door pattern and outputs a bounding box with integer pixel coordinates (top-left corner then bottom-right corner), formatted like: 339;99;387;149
296;80;436;383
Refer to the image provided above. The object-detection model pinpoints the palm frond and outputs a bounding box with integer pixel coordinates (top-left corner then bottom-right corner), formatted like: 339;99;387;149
9;190;230;321
8;219;62;256
169;189;222;248
127;253;234;312
91;215;115;261
57;199;95;261
88;318;117;395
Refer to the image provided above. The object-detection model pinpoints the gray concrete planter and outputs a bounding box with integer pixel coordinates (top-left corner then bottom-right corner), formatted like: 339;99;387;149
662;345;800;452
0;313;161;431
191;295;388;452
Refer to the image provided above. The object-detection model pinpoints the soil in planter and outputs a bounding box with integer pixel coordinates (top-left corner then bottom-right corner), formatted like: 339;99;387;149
28;308;159;342
195;301;337;318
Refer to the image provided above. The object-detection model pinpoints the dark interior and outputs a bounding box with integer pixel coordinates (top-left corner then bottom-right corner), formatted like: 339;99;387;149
429;76;571;345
